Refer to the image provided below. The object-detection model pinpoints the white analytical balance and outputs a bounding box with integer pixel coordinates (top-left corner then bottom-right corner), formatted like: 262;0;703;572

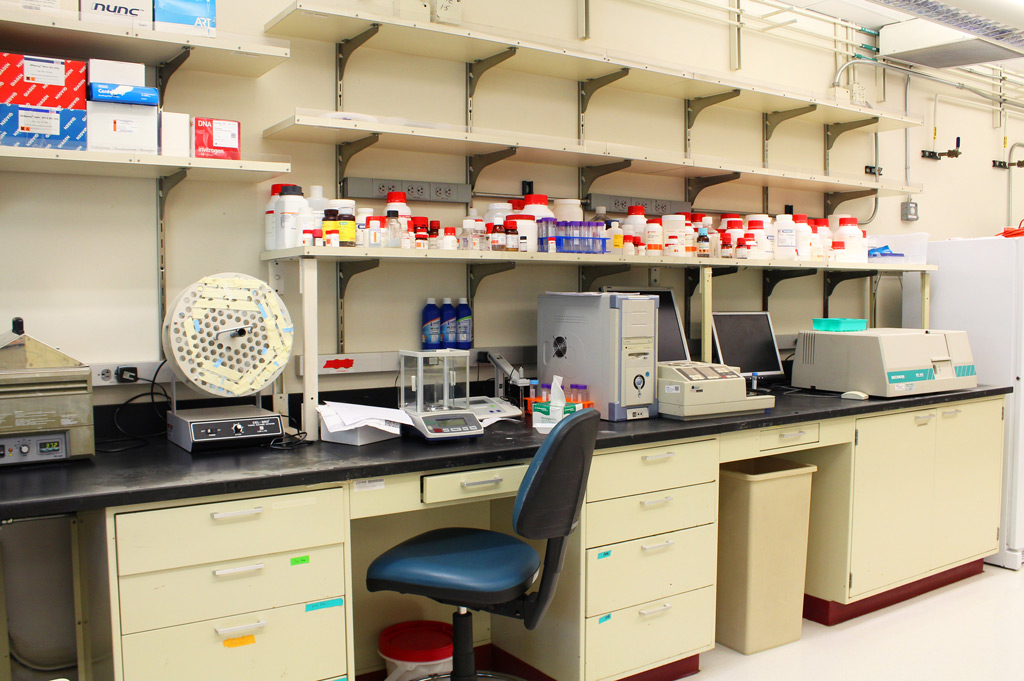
400;349;484;440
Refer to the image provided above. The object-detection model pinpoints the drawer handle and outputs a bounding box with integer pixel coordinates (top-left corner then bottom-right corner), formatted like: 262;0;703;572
779;431;806;440
461;476;504;488
641;452;675;462
213;563;265;577
215;620;267;636
942;409;962;417
639;603;673;617
211;506;264;520
641;540;675;552
915;414;936;424
639;496;673;509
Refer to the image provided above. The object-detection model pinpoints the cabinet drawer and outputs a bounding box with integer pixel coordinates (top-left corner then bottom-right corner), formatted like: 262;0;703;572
586;524;716;616
120;599;346;681
119;544;346;635
115;488;346;576
759;424;819;451
588;440;717;502
421;464;529;504
585;586;715;681
586;483;716;548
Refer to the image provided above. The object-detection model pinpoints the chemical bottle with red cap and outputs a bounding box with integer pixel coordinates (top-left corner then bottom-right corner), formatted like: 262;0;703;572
428;220;441;249
774;214;797;261
275;185;307;249
833;217;864;262
385;192;412;247
746;220;768;258
792;214;813;260
623;205;647;247
265;183;287;250
645;218;664;257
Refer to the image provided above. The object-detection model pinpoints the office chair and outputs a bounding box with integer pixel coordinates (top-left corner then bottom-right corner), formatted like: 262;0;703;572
367;408;601;681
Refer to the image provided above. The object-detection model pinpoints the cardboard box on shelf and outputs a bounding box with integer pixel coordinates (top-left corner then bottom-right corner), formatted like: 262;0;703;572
18;0;78;14
154;0;216;36
79;0;152;29
160;111;190;156
86;101;157;154
0;54;87;109
192;117;239;160
87;59;145;87
0;104;87;150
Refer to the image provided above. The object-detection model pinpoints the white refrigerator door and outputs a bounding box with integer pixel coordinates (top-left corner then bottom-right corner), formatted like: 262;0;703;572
905;238;1024;568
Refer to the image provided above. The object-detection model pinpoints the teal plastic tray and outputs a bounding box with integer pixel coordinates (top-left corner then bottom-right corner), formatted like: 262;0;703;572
812;318;867;332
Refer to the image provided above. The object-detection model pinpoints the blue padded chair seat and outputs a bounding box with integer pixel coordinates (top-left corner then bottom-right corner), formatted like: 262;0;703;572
367;527;541;606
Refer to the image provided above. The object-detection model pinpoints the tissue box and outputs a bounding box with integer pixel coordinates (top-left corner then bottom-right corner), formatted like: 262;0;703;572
192;116;239;159
0;104;87;149
87;59;145;86
160;111;190;156
154;0;216;35
80;0;152;28
0;54;87;109
86;101;157;153
533;400;582;427
88;82;159;105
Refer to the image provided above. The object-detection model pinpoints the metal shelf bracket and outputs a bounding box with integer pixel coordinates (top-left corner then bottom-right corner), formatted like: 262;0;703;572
156;169;188;353
823;269;877;318
337;259;380;351
686;89;741;130
468;262;516;304
579;264;631;292
762;269;816;310
764;104;817;142
336;134;380;185
157;47;191;101
467;47;518;99
580;68;630;115
824;188;876;216
580;160;632;198
825;117;877;151
338;25;380;82
467;147;517;189
712;266;739;278
686;172;741;204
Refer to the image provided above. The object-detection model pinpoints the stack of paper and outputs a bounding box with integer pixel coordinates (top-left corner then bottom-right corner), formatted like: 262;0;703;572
318;402;413;446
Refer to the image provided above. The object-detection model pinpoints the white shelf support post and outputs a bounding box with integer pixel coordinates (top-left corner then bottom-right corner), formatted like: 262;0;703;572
300;256;319;440
700;265;713;362
921;271;931;330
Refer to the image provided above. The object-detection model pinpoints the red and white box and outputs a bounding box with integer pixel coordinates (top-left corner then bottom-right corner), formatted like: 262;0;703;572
0;53;87;110
192;117;240;160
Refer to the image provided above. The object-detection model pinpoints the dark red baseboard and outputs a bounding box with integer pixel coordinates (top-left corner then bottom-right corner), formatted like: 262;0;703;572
803;559;985;626
357;644;701;681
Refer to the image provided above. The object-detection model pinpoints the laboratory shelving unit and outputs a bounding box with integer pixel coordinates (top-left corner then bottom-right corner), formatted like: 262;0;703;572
0;6;290;80
262;246;937;437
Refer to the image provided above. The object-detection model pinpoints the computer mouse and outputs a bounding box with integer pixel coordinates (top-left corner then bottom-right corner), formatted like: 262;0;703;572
841;390;870;400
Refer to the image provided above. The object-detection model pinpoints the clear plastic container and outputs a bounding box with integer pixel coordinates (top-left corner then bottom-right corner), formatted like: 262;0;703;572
553;198;584;223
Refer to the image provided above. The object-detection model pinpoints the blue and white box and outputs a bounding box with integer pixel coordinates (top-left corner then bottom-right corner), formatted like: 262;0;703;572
88;82;159;106
0;104;87;150
153;0;216;35
79;0;152;29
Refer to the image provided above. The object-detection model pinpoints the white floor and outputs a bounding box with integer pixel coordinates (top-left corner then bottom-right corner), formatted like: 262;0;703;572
700;565;1024;680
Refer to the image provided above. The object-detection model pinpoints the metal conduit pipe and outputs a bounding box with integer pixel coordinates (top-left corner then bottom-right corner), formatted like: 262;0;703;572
1007;142;1024;226
834;59;1024;113
861;131;880;224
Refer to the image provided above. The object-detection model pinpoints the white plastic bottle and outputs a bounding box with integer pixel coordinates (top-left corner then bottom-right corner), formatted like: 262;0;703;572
744;228;763;258
774;214;797;261
385;192;412;248
552;198;584;223
645;219;664;257
298;207;316;247
808;224;824;261
662;215;687;250
484;202;513;227
275;185;307;249
748;213;773;258
834;217;863;262
308;185;331;222
623;205;647;247
723;218;746;247
607;220;624;254
264;183;286;251
793;215;813;261
356;207;374;247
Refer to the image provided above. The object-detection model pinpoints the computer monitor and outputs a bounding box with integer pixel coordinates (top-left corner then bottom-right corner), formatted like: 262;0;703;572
711;311;784;379
601;286;690;362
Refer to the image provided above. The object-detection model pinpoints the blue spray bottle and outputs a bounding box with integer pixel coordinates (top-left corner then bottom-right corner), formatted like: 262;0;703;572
456;298;472;350
422;298;441;350
440;298;457;349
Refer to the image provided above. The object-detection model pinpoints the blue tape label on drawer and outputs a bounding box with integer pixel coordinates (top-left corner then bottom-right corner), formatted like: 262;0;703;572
598;614;612;624
306;598;345;612
597;550;611;559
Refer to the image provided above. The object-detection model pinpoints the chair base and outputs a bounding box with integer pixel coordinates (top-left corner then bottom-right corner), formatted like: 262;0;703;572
405;671;528;681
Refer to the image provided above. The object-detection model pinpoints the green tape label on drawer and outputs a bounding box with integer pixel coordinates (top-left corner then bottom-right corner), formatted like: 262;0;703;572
306;598;344;612
598;614;612;624
291;555;310;566
597;550;611;559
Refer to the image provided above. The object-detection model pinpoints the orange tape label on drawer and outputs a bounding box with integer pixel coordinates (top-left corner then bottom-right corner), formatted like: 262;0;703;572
223;635;256;648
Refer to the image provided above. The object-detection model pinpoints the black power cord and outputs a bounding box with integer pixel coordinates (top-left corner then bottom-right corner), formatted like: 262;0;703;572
96;360;169;453
261;415;311;451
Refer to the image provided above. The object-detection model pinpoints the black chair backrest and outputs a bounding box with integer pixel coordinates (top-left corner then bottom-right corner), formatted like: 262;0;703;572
513;408;600;540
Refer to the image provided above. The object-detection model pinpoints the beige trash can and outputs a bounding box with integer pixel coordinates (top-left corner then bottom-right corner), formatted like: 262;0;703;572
716;457;817;654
